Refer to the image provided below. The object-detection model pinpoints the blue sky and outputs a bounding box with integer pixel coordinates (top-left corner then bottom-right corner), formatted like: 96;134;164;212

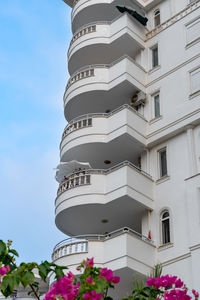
0;0;72;263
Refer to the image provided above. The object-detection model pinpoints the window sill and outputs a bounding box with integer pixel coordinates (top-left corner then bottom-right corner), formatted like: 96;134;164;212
185;37;200;50
148;65;161;74
189;90;200;100
156;175;170;184
158;242;173;251
150;115;162;124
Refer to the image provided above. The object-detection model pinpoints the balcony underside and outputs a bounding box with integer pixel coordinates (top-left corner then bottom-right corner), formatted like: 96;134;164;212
71;0;145;33
56;193;153;236
61;134;146;169
69;34;143;75
65;80;143;122
68;12;145;74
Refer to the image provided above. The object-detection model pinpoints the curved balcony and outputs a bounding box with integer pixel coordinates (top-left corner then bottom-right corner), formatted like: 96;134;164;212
52;227;156;293
68;14;146;74
55;161;154;236
70;0;145;34
60;105;147;168
64;56;146;122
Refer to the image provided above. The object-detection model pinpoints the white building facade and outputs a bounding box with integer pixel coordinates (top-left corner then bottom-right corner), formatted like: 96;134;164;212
53;0;200;298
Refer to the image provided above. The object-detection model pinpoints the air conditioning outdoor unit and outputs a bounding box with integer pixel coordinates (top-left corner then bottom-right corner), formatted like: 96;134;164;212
131;91;146;107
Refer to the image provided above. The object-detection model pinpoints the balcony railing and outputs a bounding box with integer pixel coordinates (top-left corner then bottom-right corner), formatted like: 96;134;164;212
67;68;94;89
57;173;91;195
52;240;88;261
52;227;153;261
62;117;92;140
65;55;146;96
57;160;152;196
146;0;200;40
70;25;96;47
60;104;146;146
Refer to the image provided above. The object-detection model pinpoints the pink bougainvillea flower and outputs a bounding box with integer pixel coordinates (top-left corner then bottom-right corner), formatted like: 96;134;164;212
85;258;94;268
100;268;113;282
175;278;184;288
99;268;120;284
0;266;8;276
147;275;184;290
86;277;95;285
111;276;120;284
83;291;102;300
164;289;191;300
192;289;199;299
5;265;10;272
44;273;79;300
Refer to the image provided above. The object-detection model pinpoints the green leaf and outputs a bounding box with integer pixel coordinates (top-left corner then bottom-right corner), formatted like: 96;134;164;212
54;267;65;280
0;240;7;256
1;275;15;297
38;263;49;281
9;249;19;257
21;271;35;288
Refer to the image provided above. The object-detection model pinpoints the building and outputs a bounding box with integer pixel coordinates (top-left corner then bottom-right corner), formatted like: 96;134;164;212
52;0;200;298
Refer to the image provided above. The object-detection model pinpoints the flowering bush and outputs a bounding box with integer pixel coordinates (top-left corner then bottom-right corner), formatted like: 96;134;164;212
0;239;199;300
123;274;199;300
45;257;120;300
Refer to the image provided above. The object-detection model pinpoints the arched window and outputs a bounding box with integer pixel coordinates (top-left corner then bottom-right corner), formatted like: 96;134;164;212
161;210;170;244
154;9;160;27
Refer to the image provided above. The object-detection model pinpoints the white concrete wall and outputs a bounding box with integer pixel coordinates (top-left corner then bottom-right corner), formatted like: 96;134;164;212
59;0;200;293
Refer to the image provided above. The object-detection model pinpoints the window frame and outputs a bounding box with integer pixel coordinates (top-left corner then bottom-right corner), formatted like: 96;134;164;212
160;210;171;245
153;92;161;118
158;147;168;179
154;9;161;27
189;66;200;97
151;44;159;69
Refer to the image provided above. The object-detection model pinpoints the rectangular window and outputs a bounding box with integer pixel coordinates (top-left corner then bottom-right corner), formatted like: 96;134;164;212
186;17;200;45
152;45;158;68
159;148;167;178
154;93;160;117
190;67;200;95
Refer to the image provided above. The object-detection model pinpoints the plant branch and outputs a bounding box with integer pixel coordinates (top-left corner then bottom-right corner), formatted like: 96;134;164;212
29;284;40;300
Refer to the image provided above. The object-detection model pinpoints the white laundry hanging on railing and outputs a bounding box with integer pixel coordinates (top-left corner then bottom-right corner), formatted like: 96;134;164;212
55;160;92;183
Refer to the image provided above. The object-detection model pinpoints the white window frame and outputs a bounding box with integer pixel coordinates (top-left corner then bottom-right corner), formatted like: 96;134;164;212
152;92;161;119
185;16;200;48
158;147;168;179
160;210;171;245
154;9;161;27
189;66;200;97
151;44;159;69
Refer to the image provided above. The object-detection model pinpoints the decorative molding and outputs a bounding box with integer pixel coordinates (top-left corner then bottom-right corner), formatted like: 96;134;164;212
189;243;200;251
161;252;191;267
146;0;200;40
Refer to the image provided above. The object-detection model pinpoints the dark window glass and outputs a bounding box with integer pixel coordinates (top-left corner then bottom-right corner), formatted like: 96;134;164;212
154;94;160;117
152;46;158;68
154;10;160;27
159;149;167;177
161;211;170;244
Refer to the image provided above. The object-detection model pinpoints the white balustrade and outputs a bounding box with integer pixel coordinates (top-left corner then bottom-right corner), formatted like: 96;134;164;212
57;174;91;196
62;117;92;140
57;160;152;196
52;227;153;261
70;25;96;46
67;68;94;89
52;240;88;261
